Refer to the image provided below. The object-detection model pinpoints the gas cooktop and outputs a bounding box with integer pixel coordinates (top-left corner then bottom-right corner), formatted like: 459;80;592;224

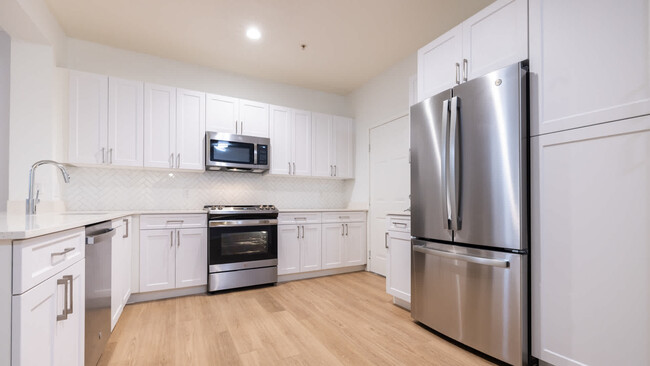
203;205;278;215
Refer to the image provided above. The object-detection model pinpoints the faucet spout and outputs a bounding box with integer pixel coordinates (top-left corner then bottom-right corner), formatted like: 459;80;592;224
26;160;71;215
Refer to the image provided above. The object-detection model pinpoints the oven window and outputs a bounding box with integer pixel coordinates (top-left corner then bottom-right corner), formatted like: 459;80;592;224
221;231;268;256
210;140;254;164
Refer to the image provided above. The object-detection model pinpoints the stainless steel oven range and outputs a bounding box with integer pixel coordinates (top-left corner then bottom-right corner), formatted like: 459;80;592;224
205;205;278;291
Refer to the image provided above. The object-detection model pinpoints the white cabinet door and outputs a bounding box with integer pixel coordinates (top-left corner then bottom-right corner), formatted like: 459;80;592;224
462;0;527;81
176;89;205;171
144;84;176;169
531;115;650;366
292;109;312;176
270;105;292;175
139;229;175;292
321;223;344;269
386;231;411;303
121;217;132;307
343;222;366;266
175;228;207;288
238;99;269;137
205;94;238;134
278;225;300;275
108;77;144;167
300;224;321;272
417;24;463;101
529;0;650;136
69;71;108;165
332;116;353;179
111;221;124;330
312;113;333;177
12;259;85;366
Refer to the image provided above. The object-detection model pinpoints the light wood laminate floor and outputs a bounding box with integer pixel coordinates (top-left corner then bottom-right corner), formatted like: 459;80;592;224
100;272;494;365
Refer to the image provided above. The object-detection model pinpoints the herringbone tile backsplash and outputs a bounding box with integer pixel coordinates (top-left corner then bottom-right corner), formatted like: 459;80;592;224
62;167;352;211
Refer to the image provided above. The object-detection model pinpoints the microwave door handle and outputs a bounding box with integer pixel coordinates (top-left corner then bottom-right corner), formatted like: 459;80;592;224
441;99;451;230
449;96;461;231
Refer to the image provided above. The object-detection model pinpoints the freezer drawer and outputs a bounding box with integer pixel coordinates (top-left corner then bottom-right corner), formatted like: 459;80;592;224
411;239;527;366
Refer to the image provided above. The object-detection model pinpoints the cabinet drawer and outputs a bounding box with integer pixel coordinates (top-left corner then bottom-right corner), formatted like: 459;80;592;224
387;216;411;233
140;214;206;230
278;212;322;225
13;227;85;295
322;212;366;223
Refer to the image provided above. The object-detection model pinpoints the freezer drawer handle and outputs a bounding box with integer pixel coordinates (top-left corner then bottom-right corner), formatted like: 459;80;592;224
413;245;509;268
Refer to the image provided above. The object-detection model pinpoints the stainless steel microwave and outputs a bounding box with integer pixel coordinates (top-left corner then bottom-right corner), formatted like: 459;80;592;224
205;132;270;173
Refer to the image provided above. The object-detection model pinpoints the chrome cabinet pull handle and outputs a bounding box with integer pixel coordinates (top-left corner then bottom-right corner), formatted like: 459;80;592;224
297;226;300;239
301;225;305;239
169;154;174;168
341;224;344;236
101;148;106;164
109;148;113;164
170;231;173;247
455;63;460;85
56;276;69;321
176;153;180;168
240;121;243;134
177;231;180;246
345;224;348;236
288;162;291;175
65;275;74;315
463;59;468;82
394;222;407;228
385;232;389;248
52;247;75;257
235;121;238;134
123;219;129;238
293;162;295;175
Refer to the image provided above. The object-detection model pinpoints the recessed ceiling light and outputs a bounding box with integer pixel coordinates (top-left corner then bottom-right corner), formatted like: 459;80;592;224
246;27;261;40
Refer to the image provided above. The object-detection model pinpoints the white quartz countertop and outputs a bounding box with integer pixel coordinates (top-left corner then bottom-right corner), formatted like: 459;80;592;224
386;212;411;217
278;208;368;212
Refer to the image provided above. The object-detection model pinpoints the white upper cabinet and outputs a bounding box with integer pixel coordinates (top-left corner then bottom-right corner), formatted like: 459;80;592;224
108;77;144;167
176;89;206;171
206;94;269;137
144;83;176;169
417;25;463;101
417;0;528;101
270;105;312;176
312;113;354;179
69;71;109;165
529;0;650;135
205;94;238;134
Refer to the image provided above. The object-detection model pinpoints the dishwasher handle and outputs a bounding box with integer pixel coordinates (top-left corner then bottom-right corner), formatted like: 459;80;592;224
413;244;509;268
86;228;116;244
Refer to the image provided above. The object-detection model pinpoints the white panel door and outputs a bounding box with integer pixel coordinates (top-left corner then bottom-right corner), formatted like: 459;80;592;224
531;115;650;366
205;94;238;134
417;24;462;101
369;116;410;275
462;0;527;81
321;223;344;269
108;77;144;167
300;224;321;272
69;71;108;165
292;109;312;176
144;84;176;169
175;228;207;288
343;222;366;266
386;231;411;302
139;229;175;292
269;105;292;175
311;112;333;177
529;0;650;136
12;259;85;366
176;89;205;171
278;225;300;275
332;116;353;178
238;99;269;137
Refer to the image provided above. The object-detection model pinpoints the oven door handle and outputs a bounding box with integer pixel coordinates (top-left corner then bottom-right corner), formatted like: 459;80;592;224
209;219;278;227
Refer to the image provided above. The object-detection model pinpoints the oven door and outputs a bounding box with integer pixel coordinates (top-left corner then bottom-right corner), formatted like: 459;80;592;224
208;219;278;272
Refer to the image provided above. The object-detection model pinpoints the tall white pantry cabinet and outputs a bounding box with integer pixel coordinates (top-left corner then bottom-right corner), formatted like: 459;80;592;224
530;0;650;365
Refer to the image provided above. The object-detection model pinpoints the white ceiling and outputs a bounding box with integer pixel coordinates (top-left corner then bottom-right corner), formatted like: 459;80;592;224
44;0;494;95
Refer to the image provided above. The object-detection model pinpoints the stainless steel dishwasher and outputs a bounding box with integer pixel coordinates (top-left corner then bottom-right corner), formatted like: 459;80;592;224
85;221;115;366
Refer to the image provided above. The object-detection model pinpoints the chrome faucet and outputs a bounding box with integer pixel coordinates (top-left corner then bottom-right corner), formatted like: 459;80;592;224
26;160;71;215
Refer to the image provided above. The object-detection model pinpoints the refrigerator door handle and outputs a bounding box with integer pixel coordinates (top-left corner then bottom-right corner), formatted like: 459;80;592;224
449;96;461;231
413;244;509;268
441;99;452;230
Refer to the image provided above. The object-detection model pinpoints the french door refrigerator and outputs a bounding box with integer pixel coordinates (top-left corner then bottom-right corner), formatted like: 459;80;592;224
410;61;529;366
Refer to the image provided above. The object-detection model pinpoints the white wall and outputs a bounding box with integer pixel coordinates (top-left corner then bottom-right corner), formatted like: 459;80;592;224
346;54;416;208
0;30;10;211
64;39;351;116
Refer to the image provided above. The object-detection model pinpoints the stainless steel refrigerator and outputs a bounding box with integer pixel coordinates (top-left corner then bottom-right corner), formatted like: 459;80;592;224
410;61;529;366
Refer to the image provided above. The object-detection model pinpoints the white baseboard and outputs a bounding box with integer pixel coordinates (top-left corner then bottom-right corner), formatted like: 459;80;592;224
278;265;366;282
128;285;207;304
392;296;411;311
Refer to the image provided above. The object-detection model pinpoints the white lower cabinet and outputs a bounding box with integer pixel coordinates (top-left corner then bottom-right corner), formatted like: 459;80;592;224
322;220;366;269
532;115;650;366
139;215;207;293
12;259;85;366
321;223;344;269
278;224;321;275
111;217;132;330
300;225;322;272
385;215;411;304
